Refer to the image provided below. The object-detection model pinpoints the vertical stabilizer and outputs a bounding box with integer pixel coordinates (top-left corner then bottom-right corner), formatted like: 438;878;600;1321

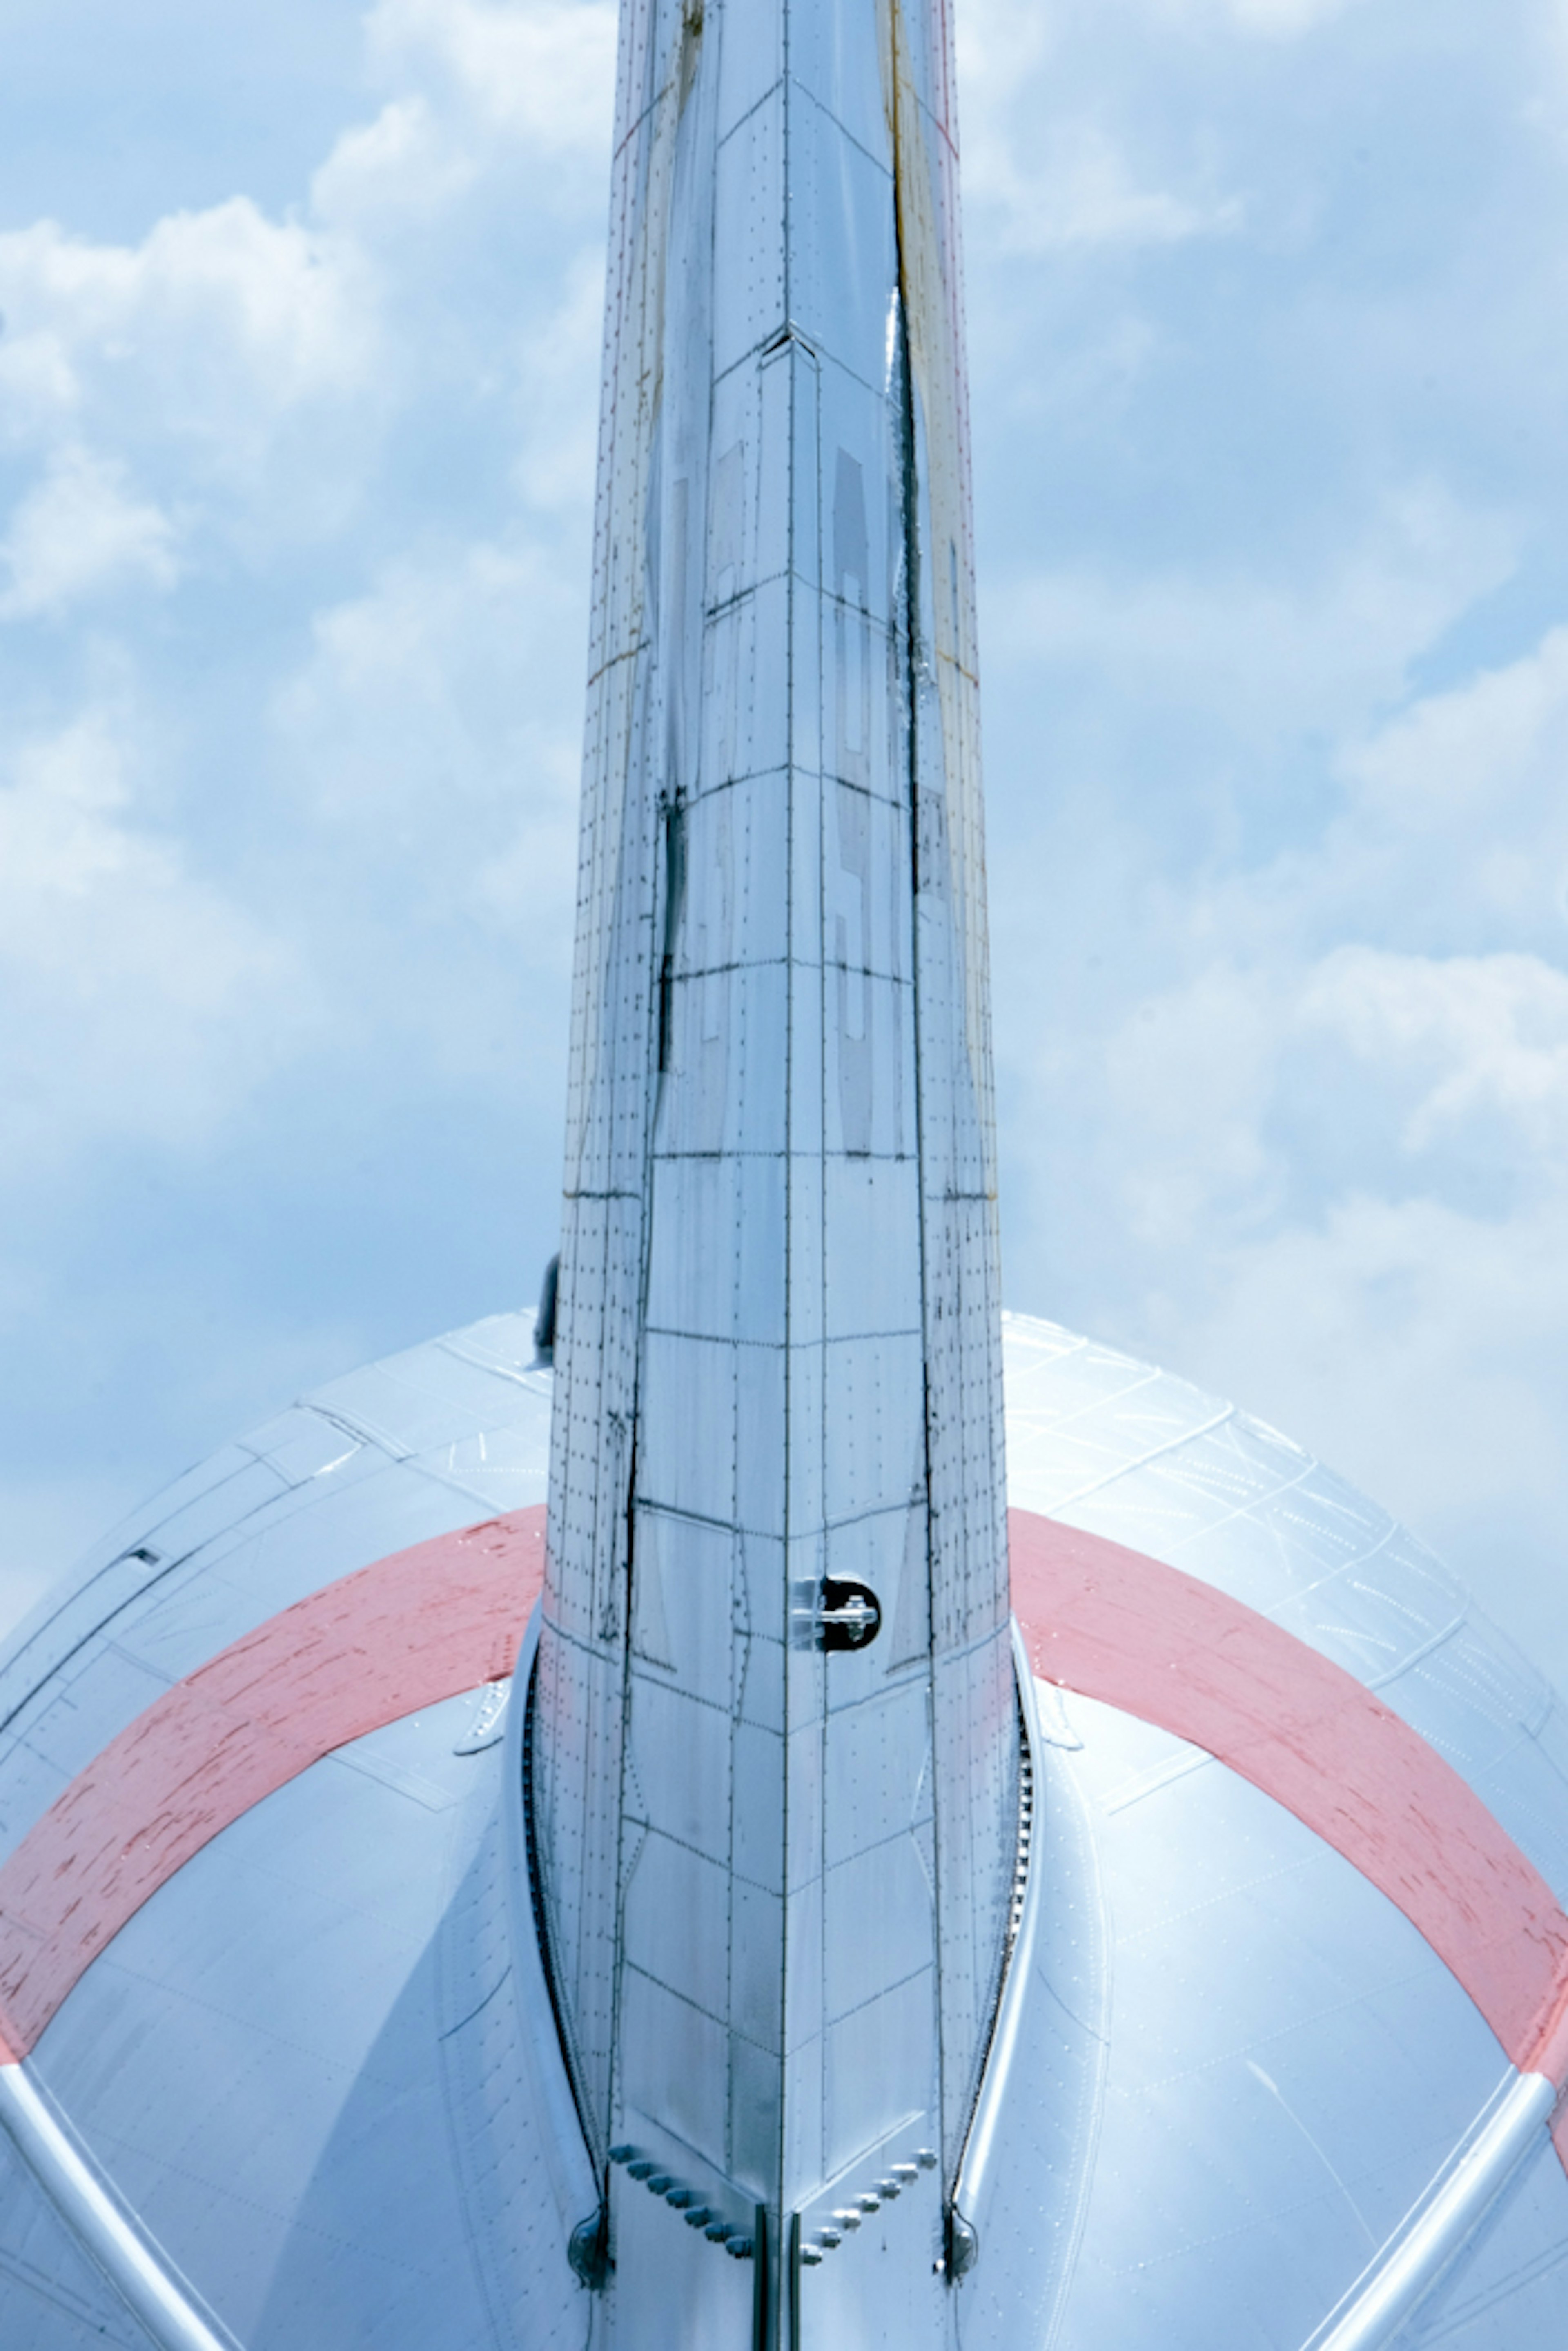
535;0;1016;2322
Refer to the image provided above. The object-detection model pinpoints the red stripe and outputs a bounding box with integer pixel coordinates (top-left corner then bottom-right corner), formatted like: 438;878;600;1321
1009;1508;1568;2082
0;1507;546;2062
2;1494;1564;2137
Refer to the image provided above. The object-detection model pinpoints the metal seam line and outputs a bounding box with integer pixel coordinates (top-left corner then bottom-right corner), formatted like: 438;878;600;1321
0;1509;549;2351
0;2061;242;2351
501;1609;604;2252
1297;2068;1558;2351
1007;1507;1568;2097
0;1506;547;2059
950;1619;1049;2237
2;1506;1565;2091
0;1504;1566;2344
1039;1404;1236;1512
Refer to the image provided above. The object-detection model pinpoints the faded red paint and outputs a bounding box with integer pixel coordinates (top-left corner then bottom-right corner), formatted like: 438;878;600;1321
0;1507;545;2059
1009;1508;1568;2088
4;1494;1568;2168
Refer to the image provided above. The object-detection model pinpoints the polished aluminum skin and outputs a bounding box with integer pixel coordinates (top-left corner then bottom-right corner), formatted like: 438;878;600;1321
1;1315;1567;2346
4;0;1568;2334
535;0;1013;2330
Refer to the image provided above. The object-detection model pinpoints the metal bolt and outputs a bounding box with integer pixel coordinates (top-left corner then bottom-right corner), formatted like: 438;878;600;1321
876;2179;900;2199
684;2207;713;2229
800;2246;824;2266
628;2160;655;2180
667;2188;694;2208
946;2210;979;2280
816;2228;842;2249
833;2209;862;2232
891;2164;918;2184
647;2174;674;2195
726;2237;754;2260
857;2193;880;2213
915;2150;938;2170
609;2145;636;2165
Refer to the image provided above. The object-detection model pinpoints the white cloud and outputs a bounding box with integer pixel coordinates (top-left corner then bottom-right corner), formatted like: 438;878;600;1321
0;713;307;1156
980;124;1241;252
508;250;607;510
1037;933;1568;1668
0;444;177;618
1136;0;1369;33
998;564;1568;1675
1313;624;1568;951
364;0;618;154
0;1;618;588
273;539;581;963
1101;966;1279;1244
0;0;612;1221
310;95;481;232
1301;947;1568;1152
1218;0;1364;34
2;0;1563;1688
0;323;78;447
0;204;380;450
1348;622;1568;827
1152;1186;1568;1649
958;0;1241;255
998;483;1520;747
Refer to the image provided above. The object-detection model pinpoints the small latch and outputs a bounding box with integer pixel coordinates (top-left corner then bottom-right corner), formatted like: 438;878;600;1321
454;1681;510;1755
816;1579;882;1652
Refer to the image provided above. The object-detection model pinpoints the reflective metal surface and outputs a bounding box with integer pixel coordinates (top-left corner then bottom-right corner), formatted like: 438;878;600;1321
0;1312;1564;2342
536;0;1015;2331
0;2066;239;2351
950;1625;1051;2265
4;0;1568;2324
1306;2070;1557;2351
998;1312;1568;2349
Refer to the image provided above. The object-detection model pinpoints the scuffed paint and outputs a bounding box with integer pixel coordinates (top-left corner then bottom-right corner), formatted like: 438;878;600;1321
0;1508;546;2057
1009;1505;1568;2142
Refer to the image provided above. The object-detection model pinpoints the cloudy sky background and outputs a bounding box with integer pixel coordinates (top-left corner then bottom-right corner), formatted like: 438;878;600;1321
3;0;1567;1680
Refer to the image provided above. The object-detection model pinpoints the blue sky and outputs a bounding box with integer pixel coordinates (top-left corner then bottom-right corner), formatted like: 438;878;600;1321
3;0;1567;1685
